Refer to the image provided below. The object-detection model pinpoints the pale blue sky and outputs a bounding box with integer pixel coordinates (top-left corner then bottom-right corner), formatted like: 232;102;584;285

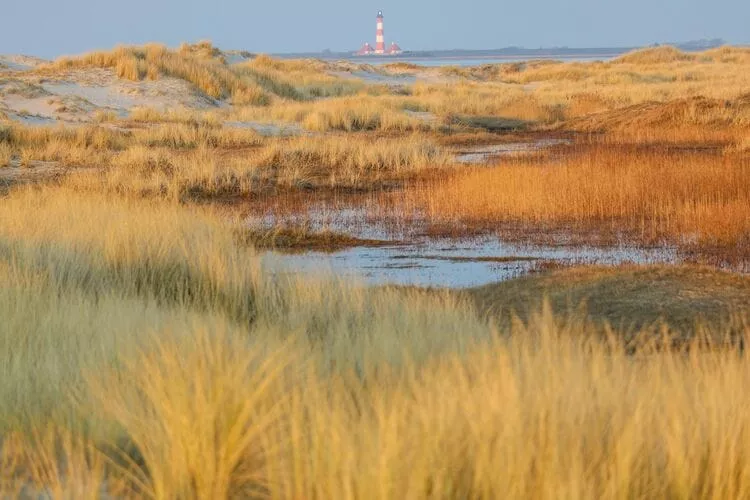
3;0;748;58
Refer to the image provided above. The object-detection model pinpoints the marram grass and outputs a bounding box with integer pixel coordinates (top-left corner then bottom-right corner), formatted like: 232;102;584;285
1;187;750;498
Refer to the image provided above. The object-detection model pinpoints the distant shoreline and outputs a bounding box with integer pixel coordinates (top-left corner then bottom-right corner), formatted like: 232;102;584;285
273;39;727;60
276;47;633;61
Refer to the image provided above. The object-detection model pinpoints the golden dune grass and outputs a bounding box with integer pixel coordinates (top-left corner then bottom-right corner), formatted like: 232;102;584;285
398;47;750;128
6;320;750;498
127;106;222;127
0;142;11;167
2;187;750;497
231;94;428;132
614;45;750;65
516;59;750;117
299;99;425;132
74;145;263;199
4;123;127;151
1;122;263;174
564;95;750;145
702;46;750;63
396;146;750;251
64;132;448;197
42;44;271;105
615;45;699;64
130;123;261;149
238;54;363;100
92;109;118;123
249;134;450;188
568;95;750;131
409;82;563;123
41;44;357;107
0;187;484;429
2;121;451;197
30;44;750;138
18;139;108;167
177;39;226;60
4;124;125;167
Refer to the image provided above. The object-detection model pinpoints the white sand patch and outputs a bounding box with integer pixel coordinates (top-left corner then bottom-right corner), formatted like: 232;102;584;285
3;94;59;117
0;78;95;123
0;67;220;124
38;68;218;111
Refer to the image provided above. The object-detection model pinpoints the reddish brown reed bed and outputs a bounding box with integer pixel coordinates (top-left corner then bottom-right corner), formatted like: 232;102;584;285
382;143;750;262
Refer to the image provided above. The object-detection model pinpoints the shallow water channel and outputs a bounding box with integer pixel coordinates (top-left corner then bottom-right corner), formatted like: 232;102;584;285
261;235;680;288
252;138;680;288
252;203;681;288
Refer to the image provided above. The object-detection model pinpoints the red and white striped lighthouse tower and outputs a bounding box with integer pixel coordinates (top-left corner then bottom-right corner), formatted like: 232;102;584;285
375;11;385;54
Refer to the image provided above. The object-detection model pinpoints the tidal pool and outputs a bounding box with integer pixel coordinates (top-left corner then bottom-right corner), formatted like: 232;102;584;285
262;235;681;288
249;137;680;288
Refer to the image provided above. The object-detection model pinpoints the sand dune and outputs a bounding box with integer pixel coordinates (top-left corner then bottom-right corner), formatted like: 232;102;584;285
0;65;219;124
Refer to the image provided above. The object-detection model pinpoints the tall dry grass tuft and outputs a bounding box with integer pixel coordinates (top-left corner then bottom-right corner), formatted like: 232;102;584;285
87;328;291;499
127;106;222;128
300;98;425;132
129;123;261;149
1;123;128;167
4;121;453;197
0;142;12;167
92;109;118;123
177;39;224;61
409;82;563;123
232;95;427;132
0;427;131;498
64;133;453;198
237;56;362;100
251;135;451;188
3;123;128;151
0;188;263;326
7;305;750;498
261;313;750;498
79;145;260;199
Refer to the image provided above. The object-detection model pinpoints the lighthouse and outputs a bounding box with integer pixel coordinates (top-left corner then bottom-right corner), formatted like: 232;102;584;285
375;11;385;54
355;11;403;56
